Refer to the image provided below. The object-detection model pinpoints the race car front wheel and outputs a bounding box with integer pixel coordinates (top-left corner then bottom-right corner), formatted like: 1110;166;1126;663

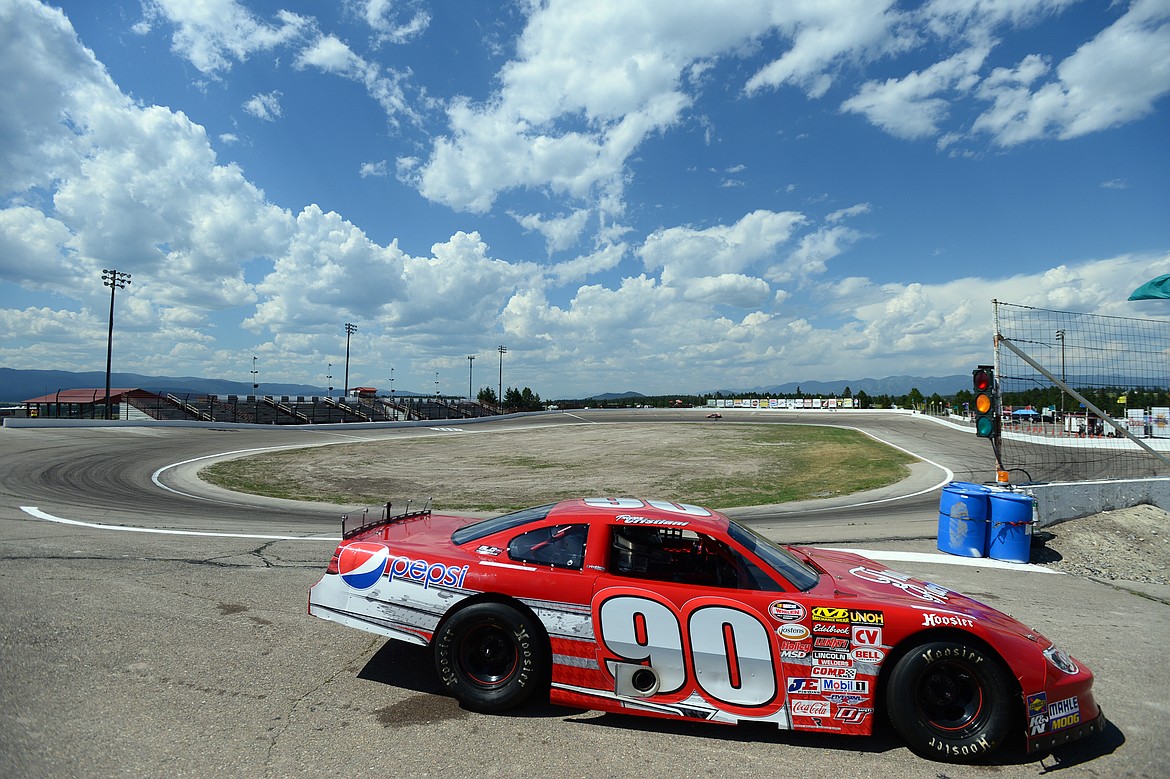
886;640;1014;763
433;602;546;713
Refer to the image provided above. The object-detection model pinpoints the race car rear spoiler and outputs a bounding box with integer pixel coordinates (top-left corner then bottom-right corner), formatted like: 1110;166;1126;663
342;498;432;539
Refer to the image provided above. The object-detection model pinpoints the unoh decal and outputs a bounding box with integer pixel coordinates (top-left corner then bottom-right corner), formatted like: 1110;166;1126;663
338;542;391;590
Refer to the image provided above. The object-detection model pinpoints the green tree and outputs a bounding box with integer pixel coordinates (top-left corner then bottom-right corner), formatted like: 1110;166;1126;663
502;386;543;412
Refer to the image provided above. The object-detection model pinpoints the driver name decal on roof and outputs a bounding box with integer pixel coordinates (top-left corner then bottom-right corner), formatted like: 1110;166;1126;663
583;497;711;517
615;514;690;527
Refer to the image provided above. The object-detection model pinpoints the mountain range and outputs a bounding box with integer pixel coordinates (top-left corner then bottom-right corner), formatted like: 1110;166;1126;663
1;367;971;405
589;375;971;401
1;367;973;404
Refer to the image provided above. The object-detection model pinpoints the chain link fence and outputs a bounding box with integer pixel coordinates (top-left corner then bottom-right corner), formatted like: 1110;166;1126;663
992;301;1170;482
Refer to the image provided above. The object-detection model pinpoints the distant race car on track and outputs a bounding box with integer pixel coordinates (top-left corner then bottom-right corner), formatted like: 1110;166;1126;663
308;497;1102;763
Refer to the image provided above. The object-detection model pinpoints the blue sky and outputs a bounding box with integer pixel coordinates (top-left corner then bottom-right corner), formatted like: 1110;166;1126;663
1;0;1168;398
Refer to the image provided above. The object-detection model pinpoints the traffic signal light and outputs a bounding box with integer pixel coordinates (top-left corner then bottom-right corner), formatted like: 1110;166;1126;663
972;365;997;438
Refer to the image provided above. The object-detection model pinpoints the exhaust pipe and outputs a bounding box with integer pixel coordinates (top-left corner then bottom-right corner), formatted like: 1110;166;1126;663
613;663;661;697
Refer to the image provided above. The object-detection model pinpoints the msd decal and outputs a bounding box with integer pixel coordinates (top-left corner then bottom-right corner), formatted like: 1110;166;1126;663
338;542;391;590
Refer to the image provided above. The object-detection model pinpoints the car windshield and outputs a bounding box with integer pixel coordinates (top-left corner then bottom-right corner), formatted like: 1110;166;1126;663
727;520;820;591
451;503;556;545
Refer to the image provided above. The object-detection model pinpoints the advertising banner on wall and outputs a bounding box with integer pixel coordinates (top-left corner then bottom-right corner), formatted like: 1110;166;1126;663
1153;407;1169;438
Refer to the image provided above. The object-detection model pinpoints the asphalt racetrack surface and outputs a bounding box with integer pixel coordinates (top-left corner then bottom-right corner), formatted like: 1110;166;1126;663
1;409;1165;778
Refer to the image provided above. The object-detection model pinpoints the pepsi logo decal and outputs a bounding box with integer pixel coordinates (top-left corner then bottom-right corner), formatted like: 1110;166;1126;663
338;542;391;590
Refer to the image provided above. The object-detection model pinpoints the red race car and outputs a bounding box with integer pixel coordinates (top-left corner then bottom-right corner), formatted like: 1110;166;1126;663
308;497;1102;763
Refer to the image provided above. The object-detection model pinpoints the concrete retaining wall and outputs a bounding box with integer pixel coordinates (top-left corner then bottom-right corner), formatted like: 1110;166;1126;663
1022;478;1170;527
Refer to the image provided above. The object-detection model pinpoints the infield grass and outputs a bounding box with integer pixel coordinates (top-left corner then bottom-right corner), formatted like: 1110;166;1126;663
200;422;915;512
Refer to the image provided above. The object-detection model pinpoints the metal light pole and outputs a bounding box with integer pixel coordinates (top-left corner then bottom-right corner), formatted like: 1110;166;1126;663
467;355;475;399
101;269;131;420
343;322;357;397
251;355;259;420
1056;329;1066;418
497;345;506;409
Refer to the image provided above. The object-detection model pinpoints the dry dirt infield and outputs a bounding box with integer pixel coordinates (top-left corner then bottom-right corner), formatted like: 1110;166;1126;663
202;422;914;511
199;421;1170;595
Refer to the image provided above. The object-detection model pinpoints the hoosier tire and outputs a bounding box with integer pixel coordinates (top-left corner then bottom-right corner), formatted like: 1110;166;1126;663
886;640;1015;763
433;602;546;713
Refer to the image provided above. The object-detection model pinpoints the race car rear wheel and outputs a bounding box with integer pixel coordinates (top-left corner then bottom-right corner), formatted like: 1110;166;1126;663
886;640;1014;762
433;602;546;713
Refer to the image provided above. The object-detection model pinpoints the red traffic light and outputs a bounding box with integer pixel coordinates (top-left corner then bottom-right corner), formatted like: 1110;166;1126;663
973;368;993;392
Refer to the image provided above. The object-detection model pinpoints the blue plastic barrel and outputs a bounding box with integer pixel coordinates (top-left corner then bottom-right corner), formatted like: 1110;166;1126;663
988;491;1035;563
937;482;991;557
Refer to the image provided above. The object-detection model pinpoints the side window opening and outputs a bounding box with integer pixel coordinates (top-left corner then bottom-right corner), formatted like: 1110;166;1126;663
508;524;588;570
608;526;782;591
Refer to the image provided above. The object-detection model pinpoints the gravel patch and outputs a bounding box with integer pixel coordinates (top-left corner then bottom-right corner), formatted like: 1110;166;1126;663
1033;503;1170;586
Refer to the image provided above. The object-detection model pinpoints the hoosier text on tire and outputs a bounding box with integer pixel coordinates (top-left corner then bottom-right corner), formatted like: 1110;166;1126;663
886;640;1015;762
433;602;547;713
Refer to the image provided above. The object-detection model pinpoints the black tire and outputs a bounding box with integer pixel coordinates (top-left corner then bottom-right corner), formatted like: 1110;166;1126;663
886;640;1015;763
433;602;546;713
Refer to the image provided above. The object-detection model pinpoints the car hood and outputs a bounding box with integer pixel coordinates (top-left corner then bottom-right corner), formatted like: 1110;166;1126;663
794;546;1048;642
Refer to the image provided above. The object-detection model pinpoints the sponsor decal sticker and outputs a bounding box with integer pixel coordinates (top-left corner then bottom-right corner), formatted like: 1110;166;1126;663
475;545;503;556
825;694;865;705
1027;692;1049;736
921;612;975;628
790;701;831;717
850;647;885;663
780;640;810;658
852;626;882;647
779;623;811;641
1048;696;1081;731
849;609;884;625
769;600;806;622
812;622;849;635
811;666;856;679
835;707;873;725
813;650;850;661
849;566;950;603
810;606;850;623
812;657;852;668
376;554;470;590
337;542;391;590
820;678;869;693
813;636;849;650
615;513;689;527
786;678;818;694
